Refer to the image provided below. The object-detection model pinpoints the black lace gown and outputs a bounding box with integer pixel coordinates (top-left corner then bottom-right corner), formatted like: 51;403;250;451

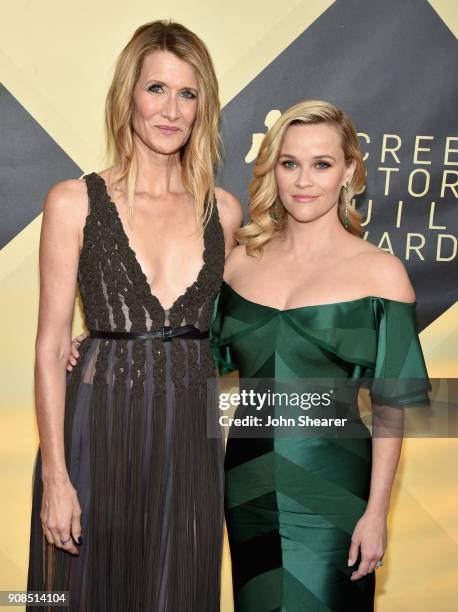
27;172;226;611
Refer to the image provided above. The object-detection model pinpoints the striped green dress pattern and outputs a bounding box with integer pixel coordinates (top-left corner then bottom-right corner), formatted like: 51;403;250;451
211;281;430;612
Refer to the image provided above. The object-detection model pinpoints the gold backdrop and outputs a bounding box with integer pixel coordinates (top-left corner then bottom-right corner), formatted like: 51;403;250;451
0;1;457;610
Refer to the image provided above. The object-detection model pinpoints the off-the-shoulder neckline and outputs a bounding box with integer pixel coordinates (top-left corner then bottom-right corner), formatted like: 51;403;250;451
222;280;416;312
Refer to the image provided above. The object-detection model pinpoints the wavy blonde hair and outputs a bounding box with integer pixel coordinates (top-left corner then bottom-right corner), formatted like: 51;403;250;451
236;100;366;256
104;20;221;226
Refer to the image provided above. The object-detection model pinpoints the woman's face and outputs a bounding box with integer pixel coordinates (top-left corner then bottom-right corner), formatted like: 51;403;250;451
274;122;356;224
132;50;199;156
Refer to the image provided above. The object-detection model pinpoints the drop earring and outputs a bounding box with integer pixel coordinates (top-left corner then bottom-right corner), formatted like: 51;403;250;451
344;180;350;229
272;201;279;221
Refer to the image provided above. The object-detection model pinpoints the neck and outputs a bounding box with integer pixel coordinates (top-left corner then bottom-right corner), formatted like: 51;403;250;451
126;133;185;197
279;205;350;258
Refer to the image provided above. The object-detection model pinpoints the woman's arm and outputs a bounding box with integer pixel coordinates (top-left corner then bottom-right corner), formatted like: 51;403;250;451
348;251;415;580
348;426;403;580
35;178;87;555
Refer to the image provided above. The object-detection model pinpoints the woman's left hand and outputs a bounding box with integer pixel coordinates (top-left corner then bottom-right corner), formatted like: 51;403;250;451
347;510;387;581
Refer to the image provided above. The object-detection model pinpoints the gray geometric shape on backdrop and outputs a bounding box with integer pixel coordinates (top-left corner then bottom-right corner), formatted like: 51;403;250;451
0;83;82;249
218;0;458;330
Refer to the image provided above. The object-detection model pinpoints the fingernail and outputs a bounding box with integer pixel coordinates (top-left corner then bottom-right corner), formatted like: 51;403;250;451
77;536;83;545
348;559;353;566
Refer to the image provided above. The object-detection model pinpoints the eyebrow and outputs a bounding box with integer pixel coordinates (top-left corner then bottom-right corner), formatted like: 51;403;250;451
279;153;336;161
145;78;198;91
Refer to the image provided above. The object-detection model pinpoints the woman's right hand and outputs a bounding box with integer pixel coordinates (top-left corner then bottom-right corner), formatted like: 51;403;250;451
66;332;88;371
40;479;83;555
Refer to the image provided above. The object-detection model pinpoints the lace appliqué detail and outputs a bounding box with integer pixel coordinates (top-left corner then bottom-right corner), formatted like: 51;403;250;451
78;172;225;398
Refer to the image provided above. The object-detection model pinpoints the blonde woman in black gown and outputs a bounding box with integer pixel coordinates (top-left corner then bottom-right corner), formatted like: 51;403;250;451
27;21;242;611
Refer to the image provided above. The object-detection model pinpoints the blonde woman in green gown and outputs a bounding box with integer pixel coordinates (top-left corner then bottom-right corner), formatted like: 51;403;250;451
211;100;430;611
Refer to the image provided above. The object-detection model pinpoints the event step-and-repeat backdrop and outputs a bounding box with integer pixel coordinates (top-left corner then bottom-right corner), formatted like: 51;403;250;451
1;1;457;610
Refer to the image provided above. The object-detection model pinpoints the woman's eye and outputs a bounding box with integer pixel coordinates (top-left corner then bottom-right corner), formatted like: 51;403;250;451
148;84;163;93
316;161;331;169
282;160;297;169
180;90;197;99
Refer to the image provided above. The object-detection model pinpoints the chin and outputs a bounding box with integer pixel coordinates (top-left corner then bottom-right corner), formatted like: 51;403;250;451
285;209;329;225
284;206;318;223
149;141;185;156
287;201;335;223
135;130;187;156
291;214;321;224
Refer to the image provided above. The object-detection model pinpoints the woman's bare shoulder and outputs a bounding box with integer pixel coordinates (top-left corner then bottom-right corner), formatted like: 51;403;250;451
350;239;415;302
42;177;89;231
45;177;88;207
223;244;251;283
214;187;244;227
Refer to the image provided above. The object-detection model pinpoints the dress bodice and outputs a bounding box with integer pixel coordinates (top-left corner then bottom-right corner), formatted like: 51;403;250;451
78;172;225;332
211;281;431;407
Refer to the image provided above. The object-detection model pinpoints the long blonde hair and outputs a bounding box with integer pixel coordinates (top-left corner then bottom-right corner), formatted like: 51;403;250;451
236;100;366;256
105;20;221;226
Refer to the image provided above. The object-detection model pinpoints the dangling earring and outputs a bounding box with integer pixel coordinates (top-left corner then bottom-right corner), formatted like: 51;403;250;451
344;180;350;229
272;201;279;221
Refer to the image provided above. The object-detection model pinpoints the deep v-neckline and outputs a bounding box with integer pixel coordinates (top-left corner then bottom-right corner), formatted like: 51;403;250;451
93;172;208;315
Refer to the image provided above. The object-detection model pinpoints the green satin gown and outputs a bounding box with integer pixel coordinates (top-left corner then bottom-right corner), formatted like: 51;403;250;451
211;280;430;612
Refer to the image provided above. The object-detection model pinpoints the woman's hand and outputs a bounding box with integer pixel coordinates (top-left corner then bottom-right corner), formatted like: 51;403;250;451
40;478;83;555
347;509;387;580
66;332;88;371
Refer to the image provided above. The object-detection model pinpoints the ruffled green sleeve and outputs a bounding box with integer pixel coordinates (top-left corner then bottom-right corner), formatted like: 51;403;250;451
210;291;238;375
365;298;431;407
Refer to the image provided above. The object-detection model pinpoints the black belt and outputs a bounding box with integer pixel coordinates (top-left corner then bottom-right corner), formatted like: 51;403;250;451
88;325;209;342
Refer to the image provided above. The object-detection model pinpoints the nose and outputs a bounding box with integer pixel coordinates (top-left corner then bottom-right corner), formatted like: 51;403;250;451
294;167;313;189
162;92;180;122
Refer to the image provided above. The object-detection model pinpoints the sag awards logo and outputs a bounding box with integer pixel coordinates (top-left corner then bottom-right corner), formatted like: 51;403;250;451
243;110;457;265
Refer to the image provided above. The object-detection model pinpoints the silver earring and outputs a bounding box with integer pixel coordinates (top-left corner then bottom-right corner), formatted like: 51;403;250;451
344;181;350;229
